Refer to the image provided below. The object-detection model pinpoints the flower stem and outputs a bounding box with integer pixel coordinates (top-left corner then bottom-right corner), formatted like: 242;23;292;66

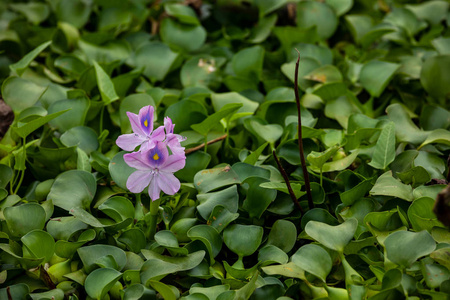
294;49;314;210
273;150;304;214
185;134;227;154
147;198;161;240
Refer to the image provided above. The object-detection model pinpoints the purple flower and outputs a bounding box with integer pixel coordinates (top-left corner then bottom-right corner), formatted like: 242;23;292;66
164;117;186;155
116;106;165;152
123;141;186;201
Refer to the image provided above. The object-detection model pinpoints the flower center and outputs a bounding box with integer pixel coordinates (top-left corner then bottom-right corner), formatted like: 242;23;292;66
153;153;159;160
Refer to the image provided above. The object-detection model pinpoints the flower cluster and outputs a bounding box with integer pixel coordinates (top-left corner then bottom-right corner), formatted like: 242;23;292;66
116;106;186;201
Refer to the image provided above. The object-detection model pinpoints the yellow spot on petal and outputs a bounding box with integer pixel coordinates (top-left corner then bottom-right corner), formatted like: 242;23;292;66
144;119;148;127
153;153;159;160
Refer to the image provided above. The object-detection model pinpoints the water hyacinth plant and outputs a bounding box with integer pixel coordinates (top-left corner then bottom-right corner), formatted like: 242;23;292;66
0;0;449;299
117;105;186;239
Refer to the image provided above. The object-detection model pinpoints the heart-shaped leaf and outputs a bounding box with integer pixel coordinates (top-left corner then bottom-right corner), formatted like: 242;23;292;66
305;218;358;252
292;244;332;282
384;230;436;268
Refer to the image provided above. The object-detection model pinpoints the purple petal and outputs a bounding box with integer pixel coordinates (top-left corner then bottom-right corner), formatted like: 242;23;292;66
139;106;154;136
151;126;166;142
164;117;174;134
116;133;145;151
126;171;152;193
148;175;161;201
140;139;156;152
161;152;186;172
124;151;151;170
157;172;181;195
127;112;145;136
146;142;169;168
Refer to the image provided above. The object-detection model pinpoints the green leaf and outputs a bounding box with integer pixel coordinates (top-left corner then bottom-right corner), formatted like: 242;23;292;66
419;104;450;131
78;244;127;273
29;289;65;300
232;46;265;83
244;117;283;144
397;166;430;187
21;230;55;262
386;104;429;145
180;55;222;89
292;244;332;282
421;55;450;102
243;142;269;165
370;171;414;201
0;164;13;189
0;284;30;300
368;122;396;170
160;18;206;52
54;229;96;258
47;216;89;240
258;245;289;265
140;250;205;282
165;4;199;25
305;218;358;252
307;145;339;171
301;208;339;229
155;230;179;249
309;149;360;173
47;170;97;211
211;92;259;115
384;230;436;268
93;61;119;105
9;2;50;24
408;197;444;232
47;95;89;132
267;220;297;253
197;185;239;220
340;178;374;206
259;182;305;199
254;0;289;16
297;1;338;39
406;1;449;25
171;218;198;243
9;41;51;76
191;103;242;136
85;268;122;300
98;196;134;222
176;151;211;182
148;281;179;300
188;225;222;263
165;99;207;133
194;165;240;194
135;42;179;82
4;203;46;237
109;151;136;190
60;126;99;154
223;224;263;257
261;262;306;280
56;0;92;28
206;206;239;233
360;60;400;98
325;0;353;16
422;263;450;289
418;129;450;149
2;77;47;113
242;176;277;218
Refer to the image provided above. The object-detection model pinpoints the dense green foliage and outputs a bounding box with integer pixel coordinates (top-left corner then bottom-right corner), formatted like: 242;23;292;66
0;0;450;299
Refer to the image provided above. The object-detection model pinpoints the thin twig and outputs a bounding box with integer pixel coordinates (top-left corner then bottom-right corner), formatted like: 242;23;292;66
294;49;314;210
7;286;12;300
185;134;227;154
273;150;304;215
